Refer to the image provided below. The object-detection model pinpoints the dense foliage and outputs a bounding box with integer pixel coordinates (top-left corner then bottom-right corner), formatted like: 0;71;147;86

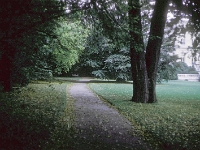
0;0;63;91
0;1;88;91
69;2;180;82
45;19;88;75
69;27;131;81
0;0;199;101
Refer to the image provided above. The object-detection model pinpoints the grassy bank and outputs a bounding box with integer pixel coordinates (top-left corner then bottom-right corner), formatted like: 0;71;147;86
89;80;200;150
0;81;75;149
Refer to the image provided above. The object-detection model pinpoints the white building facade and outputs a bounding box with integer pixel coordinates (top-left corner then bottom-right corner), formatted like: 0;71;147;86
174;32;200;74
174;26;200;81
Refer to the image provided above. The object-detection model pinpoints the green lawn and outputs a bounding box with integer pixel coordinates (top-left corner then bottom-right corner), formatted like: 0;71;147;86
89;80;200;150
0;81;75;149
0;78;124;150
1;79;200;149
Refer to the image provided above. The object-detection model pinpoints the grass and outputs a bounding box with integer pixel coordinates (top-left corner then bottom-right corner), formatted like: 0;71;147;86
1;78;199;149
0;78;125;150
0;80;75;149
89;80;200;150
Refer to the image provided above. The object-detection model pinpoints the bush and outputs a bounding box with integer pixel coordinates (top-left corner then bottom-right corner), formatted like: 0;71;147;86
91;54;132;81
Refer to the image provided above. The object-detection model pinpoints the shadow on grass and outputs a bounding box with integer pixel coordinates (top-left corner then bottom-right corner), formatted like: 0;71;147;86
0;86;74;150
0;98;52;149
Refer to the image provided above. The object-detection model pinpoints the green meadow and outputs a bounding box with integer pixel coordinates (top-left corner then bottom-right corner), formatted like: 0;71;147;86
89;80;200;150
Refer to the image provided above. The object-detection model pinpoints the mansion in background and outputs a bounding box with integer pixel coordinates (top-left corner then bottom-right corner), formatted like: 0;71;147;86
174;32;200;75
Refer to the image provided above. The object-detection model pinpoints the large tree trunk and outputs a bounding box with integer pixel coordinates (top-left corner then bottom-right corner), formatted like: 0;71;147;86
131;50;149;103
146;0;170;103
129;0;169;103
129;0;149;103
0;56;12;92
0;41;14;92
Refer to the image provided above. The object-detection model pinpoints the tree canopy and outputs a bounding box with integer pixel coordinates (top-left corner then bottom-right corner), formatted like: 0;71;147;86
0;0;88;91
0;0;199;103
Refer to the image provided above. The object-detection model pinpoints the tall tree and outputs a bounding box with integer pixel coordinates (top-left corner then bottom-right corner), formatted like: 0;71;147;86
128;0;149;103
68;0;170;102
77;0;170;102
0;0;66;91
129;0;170;102
50;18;89;75
67;0;199;102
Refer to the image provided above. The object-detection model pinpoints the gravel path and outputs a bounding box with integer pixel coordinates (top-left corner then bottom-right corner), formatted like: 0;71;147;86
69;79;149;150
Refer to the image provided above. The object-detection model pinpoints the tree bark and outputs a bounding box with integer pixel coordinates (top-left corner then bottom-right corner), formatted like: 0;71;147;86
0;41;14;92
146;0;170;103
129;0;149;103
129;0;169;103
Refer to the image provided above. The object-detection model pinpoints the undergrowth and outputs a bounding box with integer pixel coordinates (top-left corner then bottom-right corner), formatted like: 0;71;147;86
89;80;200;150
0;81;75;149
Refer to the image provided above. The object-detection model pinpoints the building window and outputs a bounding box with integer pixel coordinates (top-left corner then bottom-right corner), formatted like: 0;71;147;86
180;38;185;44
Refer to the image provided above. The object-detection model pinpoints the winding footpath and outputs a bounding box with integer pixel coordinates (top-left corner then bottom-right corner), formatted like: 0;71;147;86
69;79;149;150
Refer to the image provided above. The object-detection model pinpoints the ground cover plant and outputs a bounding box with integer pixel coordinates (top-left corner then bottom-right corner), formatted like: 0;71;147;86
89;80;200;150
1;78;131;150
0;80;75;149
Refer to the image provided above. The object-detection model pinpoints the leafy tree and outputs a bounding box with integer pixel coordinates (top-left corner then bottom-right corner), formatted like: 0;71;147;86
69;26;131;81
87;0;199;103
47;18;88;75
103;54;131;81
2;0;199;104
0;0;67;91
0;17;88;89
11;44;54;87
0;0;88;91
71;1;176;84
68;0;169;102
174;62;198;74
158;61;198;81
68;27;114;77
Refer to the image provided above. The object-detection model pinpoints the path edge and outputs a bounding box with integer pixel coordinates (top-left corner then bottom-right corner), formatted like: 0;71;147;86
87;82;153;150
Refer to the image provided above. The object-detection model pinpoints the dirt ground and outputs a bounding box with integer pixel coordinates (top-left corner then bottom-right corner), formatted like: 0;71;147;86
69;79;149;150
